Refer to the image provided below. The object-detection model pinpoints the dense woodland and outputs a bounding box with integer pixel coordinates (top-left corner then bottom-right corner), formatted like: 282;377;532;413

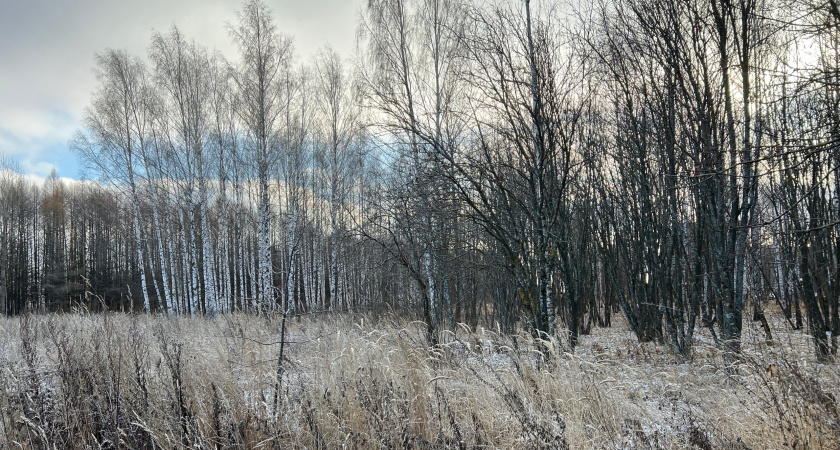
1;0;840;365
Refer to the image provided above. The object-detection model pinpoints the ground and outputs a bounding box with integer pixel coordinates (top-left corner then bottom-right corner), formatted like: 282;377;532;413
0;311;837;449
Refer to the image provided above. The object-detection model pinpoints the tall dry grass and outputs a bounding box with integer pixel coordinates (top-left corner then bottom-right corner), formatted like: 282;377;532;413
0;311;837;449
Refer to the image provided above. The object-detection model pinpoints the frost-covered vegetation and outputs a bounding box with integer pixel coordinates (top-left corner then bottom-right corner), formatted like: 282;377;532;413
0;311;837;449
3;0;840;446
4;0;840;370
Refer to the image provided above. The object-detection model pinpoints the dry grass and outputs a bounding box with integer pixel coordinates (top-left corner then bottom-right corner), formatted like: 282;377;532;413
0;311;837;449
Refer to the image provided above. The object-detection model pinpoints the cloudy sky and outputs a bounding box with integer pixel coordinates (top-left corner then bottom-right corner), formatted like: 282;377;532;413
0;0;362;179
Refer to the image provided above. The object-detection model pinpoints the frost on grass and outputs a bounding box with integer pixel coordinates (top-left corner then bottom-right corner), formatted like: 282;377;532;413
0;312;837;449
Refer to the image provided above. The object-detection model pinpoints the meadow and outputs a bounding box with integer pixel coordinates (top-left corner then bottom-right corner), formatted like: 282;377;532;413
0;311;837;449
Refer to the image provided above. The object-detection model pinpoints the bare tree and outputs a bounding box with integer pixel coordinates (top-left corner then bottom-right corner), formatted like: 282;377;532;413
149;26;220;314
72;49;157;313
228;0;294;311
0;153;22;316
440;1;588;348
313;46;362;312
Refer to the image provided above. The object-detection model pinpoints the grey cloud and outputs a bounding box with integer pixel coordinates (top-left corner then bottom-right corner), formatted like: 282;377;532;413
0;0;361;177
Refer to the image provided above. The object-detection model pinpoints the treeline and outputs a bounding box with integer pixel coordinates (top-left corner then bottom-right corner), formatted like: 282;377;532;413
0;169;413;315
0;161;517;321
1;0;839;362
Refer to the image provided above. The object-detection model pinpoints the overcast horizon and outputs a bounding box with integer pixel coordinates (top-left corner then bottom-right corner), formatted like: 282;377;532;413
0;0;362;180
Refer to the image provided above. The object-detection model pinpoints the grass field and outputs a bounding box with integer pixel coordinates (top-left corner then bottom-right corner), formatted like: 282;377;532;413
0;311;837;449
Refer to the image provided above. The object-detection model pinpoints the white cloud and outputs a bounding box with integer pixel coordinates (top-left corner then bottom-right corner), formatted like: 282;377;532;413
0;0;363;179
21;160;59;179
0;106;79;178
0;109;76;144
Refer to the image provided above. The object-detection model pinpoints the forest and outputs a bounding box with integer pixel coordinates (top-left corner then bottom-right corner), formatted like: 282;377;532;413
0;0;840;446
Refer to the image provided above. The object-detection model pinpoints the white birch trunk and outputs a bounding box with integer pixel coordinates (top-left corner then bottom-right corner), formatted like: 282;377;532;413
199;182;218;314
190;199;202;314
258;176;273;311
286;208;297;314
179;208;197;315
129;187;151;313
149;185;172;313
250;224;259;312
218;197;230;312
424;250;438;326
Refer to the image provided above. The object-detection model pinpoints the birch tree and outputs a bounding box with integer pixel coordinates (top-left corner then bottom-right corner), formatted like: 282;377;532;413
72;49;156;313
442;0;587;347
150;26;220;314
359;0;439;341
228;0;294;310
313;46;360;312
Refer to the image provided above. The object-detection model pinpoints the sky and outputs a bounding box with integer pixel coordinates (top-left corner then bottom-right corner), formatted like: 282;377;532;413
0;0;362;180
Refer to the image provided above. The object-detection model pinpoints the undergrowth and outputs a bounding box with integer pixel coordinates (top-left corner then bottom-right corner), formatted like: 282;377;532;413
0;311;837;449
